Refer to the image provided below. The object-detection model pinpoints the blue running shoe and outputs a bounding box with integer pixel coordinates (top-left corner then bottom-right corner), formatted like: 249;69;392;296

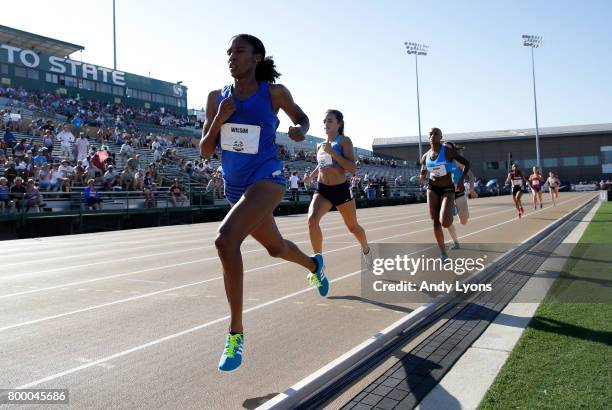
438;252;449;262
452;205;458;216
218;333;244;372
307;254;328;297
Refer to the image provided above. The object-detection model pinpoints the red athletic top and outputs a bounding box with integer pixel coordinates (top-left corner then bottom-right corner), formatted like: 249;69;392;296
529;174;543;188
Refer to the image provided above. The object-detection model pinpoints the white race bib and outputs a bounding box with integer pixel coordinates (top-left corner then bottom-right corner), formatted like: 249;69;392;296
427;164;447;177
512;179;522;186
220;123;260;154
317;149;333;168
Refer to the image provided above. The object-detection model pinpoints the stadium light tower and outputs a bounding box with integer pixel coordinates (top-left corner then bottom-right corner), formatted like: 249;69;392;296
113;0;117;70
522;34;543;168
404;42;429;162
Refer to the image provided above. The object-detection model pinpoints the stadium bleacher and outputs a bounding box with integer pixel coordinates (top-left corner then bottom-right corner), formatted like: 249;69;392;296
1;90;420;216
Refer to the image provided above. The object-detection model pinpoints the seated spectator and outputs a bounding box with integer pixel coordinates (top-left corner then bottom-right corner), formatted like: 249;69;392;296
59;178;72;193
32;150;48;167
205;171;224;199
0;177;9;214
83;179;102;210
13;138;26;159
143;174;155;208
49;164;63;191
85;163;102;184
169;178;187;207
149;163;162;185
3;129;16;150
119;140;134;161
38;164;52;191
9;177;27;213
15;158;28;179
73;160;86;186
4;162;18;185
134;168;145;191
103;165;119;190
41;146;52;163
121;165;135;191
25;179;44;212
58;159;74;180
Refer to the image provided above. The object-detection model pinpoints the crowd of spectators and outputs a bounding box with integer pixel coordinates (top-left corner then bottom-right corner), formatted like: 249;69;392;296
1;86;419;212
276;145;400;169
0;116;188;213
0;86;198;130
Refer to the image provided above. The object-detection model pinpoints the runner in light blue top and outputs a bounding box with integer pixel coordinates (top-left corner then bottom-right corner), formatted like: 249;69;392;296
200;34;326;373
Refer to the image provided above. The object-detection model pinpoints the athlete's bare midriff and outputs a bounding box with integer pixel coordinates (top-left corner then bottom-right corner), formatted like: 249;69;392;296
318;166;348;186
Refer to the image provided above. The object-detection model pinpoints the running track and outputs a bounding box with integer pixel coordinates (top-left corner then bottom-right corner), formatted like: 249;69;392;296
0;192;595;409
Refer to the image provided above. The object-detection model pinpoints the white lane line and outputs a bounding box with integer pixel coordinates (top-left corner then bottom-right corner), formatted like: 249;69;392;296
340;306;354;309
0;205;504;295
366;308;381;312
316;303;329;307
0;195;591;334
0;276;226;332
1;207;431;278
126;279;168;284
0;206;425;262
13;269;364;390
10;194;593;389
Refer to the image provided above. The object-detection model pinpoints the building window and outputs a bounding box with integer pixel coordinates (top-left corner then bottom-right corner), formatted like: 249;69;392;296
0;64;8;74
96;82;112;93
153;93;164;103
14;66;27;77
165;95;178;106
78;79;95;91
602;149;612;164
485;161;499;170
112;86;124;96
27;69;39;80
521;159;536;169
126;88;133;98
45;73;59;84
562;157;579;166
60;76;78;88
141;91;151;101
582;155;599;166
543;158;558;167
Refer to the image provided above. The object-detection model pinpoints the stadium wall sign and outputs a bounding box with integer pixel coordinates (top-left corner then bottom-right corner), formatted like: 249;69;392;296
0;44;126;86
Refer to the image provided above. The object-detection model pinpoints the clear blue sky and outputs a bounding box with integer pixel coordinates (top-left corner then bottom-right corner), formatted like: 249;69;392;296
2;0;611;149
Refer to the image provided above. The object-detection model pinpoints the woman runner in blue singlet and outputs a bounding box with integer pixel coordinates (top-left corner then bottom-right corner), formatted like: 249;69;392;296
200;34;327;373
304;110;373;270
419;128;470;260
